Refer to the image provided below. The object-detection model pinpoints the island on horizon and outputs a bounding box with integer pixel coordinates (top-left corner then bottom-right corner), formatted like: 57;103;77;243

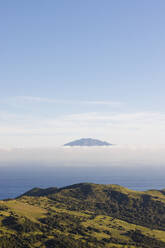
64;138;113;146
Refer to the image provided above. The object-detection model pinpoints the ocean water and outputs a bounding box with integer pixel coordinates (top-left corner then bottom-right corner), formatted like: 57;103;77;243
0;165;165;199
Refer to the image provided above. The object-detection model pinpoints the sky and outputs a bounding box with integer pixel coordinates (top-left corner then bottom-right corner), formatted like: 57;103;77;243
0;1;165;149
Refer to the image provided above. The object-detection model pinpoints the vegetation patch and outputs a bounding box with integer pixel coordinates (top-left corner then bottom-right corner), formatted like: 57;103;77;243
1;183;165;247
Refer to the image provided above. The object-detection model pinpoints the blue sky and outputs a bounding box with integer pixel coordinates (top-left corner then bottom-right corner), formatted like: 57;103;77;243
0;1;165;147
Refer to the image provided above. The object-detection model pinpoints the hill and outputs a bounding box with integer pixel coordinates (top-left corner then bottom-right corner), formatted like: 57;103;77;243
64;138;112;146
1;183;165;247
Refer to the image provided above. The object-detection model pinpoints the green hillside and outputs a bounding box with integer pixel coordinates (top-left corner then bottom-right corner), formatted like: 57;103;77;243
1;183;165;247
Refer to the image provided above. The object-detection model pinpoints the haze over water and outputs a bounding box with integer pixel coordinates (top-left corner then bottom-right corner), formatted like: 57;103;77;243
0;145;165;199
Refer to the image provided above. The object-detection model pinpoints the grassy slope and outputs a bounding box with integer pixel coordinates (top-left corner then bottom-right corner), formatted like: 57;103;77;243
1;183;165;247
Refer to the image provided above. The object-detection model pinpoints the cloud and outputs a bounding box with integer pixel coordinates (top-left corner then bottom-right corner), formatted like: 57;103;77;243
0;110;165;148
0;145;165;168
0;108;165;168
5;96;122;106
79;100;121;105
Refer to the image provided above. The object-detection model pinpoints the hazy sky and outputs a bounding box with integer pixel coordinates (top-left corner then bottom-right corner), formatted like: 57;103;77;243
0;1;165;148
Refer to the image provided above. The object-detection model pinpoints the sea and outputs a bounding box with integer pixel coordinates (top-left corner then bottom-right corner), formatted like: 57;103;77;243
0;165;165;200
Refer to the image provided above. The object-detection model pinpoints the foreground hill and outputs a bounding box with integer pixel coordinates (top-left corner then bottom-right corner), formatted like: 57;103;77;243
64;138;112;146
1;183;165;247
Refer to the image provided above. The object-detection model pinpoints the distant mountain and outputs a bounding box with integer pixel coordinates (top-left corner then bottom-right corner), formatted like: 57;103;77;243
64;138;112;146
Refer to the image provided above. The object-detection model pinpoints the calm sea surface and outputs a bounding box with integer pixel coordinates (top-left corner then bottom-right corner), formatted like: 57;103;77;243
0;166;165;199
